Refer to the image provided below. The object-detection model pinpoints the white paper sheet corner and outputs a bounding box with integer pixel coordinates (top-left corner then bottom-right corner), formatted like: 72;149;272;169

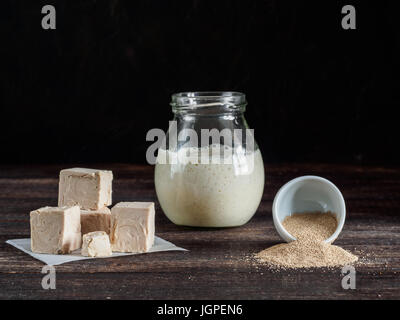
6;236;187;266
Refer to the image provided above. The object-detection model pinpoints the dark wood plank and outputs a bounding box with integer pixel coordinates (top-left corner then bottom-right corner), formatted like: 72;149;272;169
0;164;399;299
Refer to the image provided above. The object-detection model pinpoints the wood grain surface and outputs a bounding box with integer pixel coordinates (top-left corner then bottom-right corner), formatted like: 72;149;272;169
0;164;399;299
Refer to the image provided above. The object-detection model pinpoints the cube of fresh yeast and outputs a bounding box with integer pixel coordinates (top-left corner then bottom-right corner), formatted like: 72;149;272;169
58;168;113;210
81;231;112;257
81;207;111;235
110;202;155;253
30;206;81;254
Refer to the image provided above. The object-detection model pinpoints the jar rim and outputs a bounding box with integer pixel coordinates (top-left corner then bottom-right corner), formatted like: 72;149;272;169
171;91;247;112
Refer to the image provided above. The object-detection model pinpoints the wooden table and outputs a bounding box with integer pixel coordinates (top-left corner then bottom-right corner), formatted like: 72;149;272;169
0;164;399;299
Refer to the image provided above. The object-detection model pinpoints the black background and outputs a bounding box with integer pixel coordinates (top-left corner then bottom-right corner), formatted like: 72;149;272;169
1;0;399;164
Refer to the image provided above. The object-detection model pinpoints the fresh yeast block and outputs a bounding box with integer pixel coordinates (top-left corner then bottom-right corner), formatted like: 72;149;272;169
81;231;112;257
81;207;111;235
58;168;113;210
110;202;155;253
30;206;81;254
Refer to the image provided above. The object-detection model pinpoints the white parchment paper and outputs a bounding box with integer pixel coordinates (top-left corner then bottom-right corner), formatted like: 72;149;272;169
6;236;187;266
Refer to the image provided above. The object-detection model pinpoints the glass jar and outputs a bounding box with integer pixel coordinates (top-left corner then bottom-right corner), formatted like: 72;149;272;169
154;92;264;227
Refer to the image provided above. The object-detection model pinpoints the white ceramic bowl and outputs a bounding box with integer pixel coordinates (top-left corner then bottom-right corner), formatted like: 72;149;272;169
272;175;346;243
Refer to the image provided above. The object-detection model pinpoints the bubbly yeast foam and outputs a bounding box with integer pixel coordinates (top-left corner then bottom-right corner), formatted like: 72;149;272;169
155;145;264;227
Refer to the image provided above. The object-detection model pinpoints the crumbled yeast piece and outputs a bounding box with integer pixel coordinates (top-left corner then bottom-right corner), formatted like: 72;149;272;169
81;231;112;257
30;206;81;254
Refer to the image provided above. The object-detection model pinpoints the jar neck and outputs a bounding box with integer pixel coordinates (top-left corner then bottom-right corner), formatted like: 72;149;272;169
171;91;247;116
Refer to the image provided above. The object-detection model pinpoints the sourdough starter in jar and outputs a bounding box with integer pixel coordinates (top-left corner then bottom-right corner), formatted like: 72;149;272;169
155;145;264;227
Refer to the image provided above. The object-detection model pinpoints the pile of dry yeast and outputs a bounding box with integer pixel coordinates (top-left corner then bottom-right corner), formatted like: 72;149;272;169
256;212;358;269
